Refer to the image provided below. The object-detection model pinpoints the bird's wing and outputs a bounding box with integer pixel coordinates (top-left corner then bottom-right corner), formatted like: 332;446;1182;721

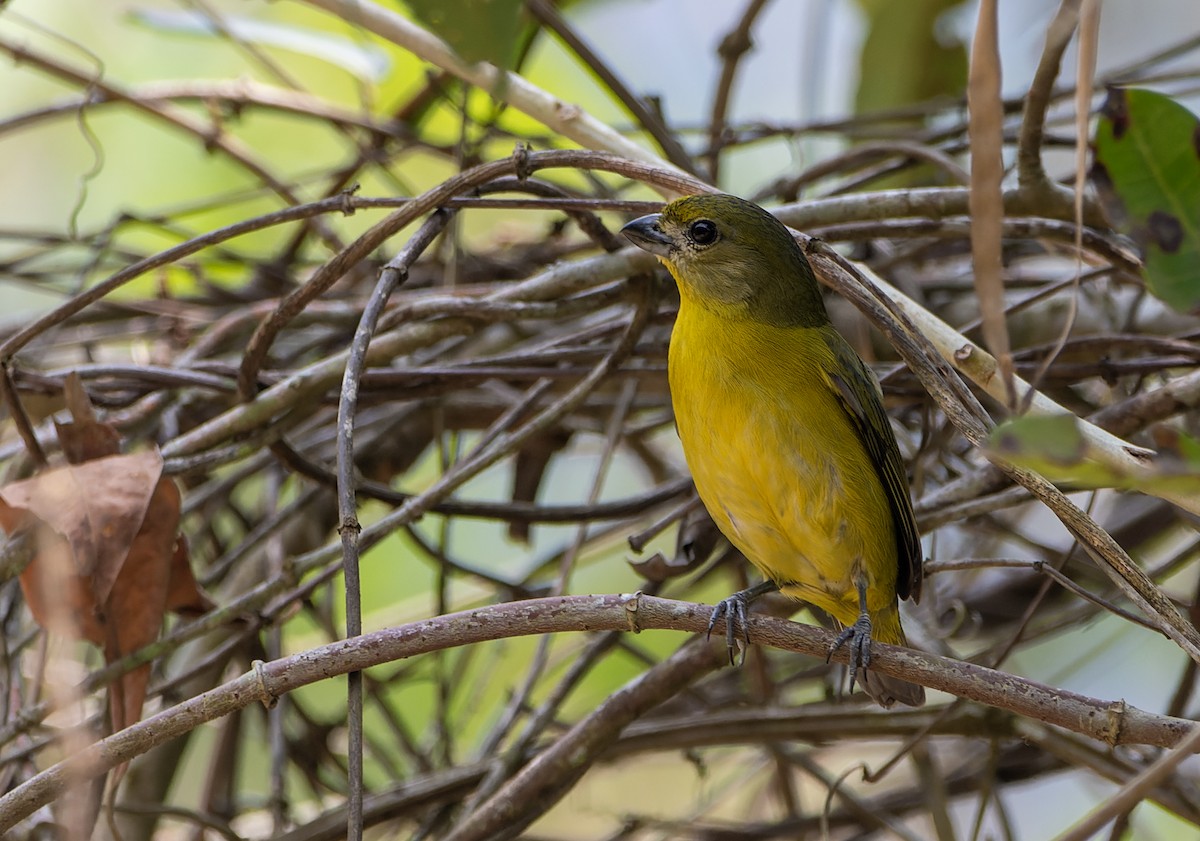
823;337;923;603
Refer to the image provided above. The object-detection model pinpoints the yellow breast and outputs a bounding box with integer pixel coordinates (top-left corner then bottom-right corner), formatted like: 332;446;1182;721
668;300;899;627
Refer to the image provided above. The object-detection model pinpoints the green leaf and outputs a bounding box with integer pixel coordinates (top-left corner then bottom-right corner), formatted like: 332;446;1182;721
1091;87;1200;313
407;0;529;71
989;414;1200;501
851;0;968;188
991;414;1087;469
853;0;969;116
128;9;391;81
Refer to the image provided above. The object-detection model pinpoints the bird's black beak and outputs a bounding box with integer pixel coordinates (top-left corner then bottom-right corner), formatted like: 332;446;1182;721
621;213;673;258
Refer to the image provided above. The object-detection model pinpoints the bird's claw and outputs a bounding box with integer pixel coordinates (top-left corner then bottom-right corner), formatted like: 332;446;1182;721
827;612;873;694
707;593;752;666
705;580;777;666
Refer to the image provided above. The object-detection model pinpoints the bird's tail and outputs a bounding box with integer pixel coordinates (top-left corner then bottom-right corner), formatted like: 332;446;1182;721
861;662;925;709
845;608;925;708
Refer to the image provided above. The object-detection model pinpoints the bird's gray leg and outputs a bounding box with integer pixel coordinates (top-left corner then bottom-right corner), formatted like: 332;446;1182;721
827;577;872;692
707;579;778;665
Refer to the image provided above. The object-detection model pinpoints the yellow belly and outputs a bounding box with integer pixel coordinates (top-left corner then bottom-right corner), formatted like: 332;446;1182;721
669;304;901;636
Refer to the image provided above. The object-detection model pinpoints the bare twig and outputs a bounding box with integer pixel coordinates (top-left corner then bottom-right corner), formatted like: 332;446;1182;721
336;210;453;841
1053;724;1200;841
706;0;770;182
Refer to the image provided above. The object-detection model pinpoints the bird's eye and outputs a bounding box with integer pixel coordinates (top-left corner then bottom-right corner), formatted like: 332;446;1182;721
688;219;719;246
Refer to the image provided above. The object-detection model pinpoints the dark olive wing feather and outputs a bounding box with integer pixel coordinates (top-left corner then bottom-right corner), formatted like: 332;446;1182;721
824;336;923;603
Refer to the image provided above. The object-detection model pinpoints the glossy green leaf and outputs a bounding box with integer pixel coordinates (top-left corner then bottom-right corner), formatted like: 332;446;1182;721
1091;87;1200;313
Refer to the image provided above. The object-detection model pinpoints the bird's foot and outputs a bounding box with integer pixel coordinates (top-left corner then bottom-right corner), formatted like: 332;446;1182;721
827;611;873;693
706;580;777;666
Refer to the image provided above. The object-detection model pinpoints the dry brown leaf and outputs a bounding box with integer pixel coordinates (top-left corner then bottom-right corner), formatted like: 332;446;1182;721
55;373;120;463
5;520;107;644
0;383;213;737
2;450;165;607
166;535;215;617
1;451;204;735
103;472;180;735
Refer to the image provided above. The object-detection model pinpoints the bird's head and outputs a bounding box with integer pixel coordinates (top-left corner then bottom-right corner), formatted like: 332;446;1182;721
621;194;828;328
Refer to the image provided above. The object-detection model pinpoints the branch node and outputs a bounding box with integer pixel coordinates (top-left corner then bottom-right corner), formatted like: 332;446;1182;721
339;183;360;216
1103;698;1128;746
512;142;533;181
252;660;278;710
622;591;644;633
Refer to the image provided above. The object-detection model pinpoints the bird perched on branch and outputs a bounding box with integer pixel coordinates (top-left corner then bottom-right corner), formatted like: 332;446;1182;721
622;194;924;707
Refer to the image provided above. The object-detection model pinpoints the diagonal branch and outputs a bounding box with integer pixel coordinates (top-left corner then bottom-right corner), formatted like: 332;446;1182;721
525;0;697;176
804;244;1200;662
300;0;693;185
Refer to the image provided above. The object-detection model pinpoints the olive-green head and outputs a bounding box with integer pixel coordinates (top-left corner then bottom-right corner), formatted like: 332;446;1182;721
621;194;828;328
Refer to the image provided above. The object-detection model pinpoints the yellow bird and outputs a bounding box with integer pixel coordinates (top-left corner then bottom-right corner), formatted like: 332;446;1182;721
622;194;924;707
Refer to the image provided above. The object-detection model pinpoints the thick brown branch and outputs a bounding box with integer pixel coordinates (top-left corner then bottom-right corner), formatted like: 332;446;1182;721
0;595;1192;833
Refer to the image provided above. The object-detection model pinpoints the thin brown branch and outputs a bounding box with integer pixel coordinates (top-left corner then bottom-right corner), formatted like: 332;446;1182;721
706;0;770;182
336;209;454;841
444;635;721;841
